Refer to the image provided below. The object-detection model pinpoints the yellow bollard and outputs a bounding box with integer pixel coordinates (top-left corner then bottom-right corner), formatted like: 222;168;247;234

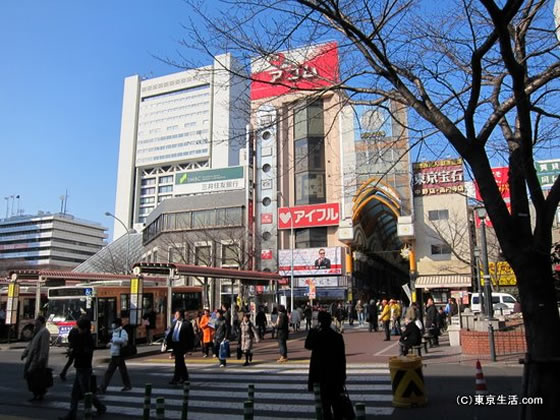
388;355;427;408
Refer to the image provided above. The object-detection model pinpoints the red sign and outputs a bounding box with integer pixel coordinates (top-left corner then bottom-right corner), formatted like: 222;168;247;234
277;203;340;230
475;167;511;227
261;213;273;224
413;158;464;196
261;249;273;260
250;42;339;100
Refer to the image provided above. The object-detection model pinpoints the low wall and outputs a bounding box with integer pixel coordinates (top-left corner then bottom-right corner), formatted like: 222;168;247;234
461;329;527;355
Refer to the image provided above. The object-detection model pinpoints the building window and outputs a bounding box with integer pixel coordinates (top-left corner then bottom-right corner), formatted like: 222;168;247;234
139;206;154;215
428;209;449;221
431;244;452;255
141;178;156;186
158;185;173;194
159;175;173;184
195;245;212;266
140;197;155;205
295;227;327;249
176;212;191;229
141;187;156;196
192;209;215;228
158;195;172;204
222;243;239;266
120;294;129;318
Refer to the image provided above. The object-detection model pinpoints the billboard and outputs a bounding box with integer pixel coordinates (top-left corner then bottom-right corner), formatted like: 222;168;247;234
250;42;339;100
278;202;340;229
412;158;465;196
278;247;343;276
175;166;244;195
474;166;511;227
536;159;560;189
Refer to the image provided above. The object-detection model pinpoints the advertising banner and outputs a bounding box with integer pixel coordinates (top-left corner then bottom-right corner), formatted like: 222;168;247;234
295;277;339;288
250;42;339;100
129;277;144;326
278;202;340;229
480;261;517;286
175;166;245;195
5;282;19;325
412;158;464;196
536;159;560;189
278;247;342;276
474;167;511;227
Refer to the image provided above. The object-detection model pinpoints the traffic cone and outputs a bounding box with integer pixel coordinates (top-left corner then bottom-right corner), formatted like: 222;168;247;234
475;359;488;395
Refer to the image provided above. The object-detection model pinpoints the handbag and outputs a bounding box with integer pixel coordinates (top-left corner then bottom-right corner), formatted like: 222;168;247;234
219;339;231;359
236;346;243;360
337;387;355;420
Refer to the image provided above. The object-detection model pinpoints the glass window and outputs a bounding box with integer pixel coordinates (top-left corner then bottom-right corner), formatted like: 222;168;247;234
165;213;176;230
492;296;500;304
143;294;154;312
195;245;212;266
120;294;129;318
222;244;238;266
295;227;328;249
295;173;325;205
503;296;516;303
139;206;154;215
192;209;215;228
158;185;173;193
225;207;242;225
307;102;324;137
158;195;172;204
141;187;156;195
428;209;449;221
141;178;156;186
431;244;452;255
140;197;155;205
159;175;173;184
176;212;191;229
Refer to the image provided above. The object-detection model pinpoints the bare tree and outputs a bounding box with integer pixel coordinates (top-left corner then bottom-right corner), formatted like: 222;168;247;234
178;0;560;414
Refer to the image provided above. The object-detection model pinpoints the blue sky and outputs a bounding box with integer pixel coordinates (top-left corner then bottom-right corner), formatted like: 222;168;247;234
0;1;200;239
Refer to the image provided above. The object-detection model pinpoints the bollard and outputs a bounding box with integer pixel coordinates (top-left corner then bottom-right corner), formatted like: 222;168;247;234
181;381;190;420
156;396;165;420
143;383;152;420
247;384;255;401
313;383;323;420
355;402;366;420
243;400;254;420
84;392;93;420
389;355;427;408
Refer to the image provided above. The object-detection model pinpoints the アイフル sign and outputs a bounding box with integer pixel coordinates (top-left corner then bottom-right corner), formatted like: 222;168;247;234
277;202;340;230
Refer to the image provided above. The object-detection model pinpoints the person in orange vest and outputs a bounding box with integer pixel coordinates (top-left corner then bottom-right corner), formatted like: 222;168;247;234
198;308;215;358
380;299;391;341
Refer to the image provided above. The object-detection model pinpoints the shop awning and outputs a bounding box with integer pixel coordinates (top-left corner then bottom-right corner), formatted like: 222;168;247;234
415;274;472;289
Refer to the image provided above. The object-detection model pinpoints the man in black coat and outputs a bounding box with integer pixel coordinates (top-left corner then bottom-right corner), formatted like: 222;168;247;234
255;307;267;339
305;311;346;420
276;305;289;362
398;319;422;356
425;298;439;346
166;310;194;385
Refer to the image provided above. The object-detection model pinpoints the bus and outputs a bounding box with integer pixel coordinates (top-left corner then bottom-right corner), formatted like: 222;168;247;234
0;285;48;341
47;280;203;346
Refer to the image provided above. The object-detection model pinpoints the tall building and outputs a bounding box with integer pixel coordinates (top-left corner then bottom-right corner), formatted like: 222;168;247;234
0;212;107;271
113;54;249;237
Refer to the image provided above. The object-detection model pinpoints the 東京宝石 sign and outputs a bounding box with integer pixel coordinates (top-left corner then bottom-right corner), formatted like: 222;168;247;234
412;158;465;196
277;202;340;230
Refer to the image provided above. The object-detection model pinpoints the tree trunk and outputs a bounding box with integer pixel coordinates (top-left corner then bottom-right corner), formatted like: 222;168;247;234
512;251;560;419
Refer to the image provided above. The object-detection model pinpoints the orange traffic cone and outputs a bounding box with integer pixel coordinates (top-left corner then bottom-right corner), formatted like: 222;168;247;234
475;359;488;395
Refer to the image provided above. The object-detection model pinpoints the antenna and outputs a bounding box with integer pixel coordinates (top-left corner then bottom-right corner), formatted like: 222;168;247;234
63;189;69;214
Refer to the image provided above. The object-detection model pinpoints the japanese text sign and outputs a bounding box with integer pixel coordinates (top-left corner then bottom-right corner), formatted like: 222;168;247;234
474;167;511;227
536;159;560;189
279;247;343;276
277;202;340;229
412;158;464;196
250;42;339;100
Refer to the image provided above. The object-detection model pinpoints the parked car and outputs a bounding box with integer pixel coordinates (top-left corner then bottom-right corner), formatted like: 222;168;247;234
470;292;517;315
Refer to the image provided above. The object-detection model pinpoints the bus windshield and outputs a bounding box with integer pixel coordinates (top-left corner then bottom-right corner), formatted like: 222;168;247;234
48;298;93;322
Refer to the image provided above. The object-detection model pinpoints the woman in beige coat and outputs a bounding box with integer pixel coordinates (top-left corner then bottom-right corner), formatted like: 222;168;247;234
239;313;259;366
22;316;51;401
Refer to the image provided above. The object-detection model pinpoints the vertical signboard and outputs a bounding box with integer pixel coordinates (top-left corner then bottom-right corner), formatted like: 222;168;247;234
474;166;511;227
6;282;20;325
129;277;144;326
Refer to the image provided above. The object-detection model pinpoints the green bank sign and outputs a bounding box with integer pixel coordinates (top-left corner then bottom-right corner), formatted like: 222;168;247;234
536;159;560;188
176;167;244;185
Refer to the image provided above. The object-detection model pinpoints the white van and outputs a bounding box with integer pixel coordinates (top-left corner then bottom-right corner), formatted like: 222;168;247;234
470;292;518;315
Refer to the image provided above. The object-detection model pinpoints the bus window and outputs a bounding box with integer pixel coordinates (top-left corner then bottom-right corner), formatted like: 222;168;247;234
143;294;154;312
120;294;129;318
49;298;93;322
21;298;36;319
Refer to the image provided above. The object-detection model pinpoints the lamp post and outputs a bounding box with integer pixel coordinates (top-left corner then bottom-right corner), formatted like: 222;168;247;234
278;192;294;314
474;206;496;361
473;246;480;294
105;211;135;274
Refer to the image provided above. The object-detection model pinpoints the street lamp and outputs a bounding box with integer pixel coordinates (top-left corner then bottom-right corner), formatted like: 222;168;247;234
473;246;480;294
105;211;136;274
277;192;294;314
474;205;496;361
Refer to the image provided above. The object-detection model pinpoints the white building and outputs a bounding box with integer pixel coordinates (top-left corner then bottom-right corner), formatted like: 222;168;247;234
0;213;107;270
113;54;249;238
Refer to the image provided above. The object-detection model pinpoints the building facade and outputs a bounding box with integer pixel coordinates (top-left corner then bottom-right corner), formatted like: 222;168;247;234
113;54;249;237
0;213;107;271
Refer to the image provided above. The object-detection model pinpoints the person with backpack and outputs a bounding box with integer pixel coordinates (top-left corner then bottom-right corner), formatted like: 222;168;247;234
99;318;132;393
240;313;260;366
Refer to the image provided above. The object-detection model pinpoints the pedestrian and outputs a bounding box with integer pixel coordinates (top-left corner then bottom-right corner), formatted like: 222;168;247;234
355;299;364;326
58;318;106;420
437;307;447;333
99;318;132;393
213;310;230;367
345;301;354;326
59;326;79;381
192;311;203;351
240;313;259;366
270;307;278;339
22;316;51;402
166;310;194;385
380;299;391;341
398;318;422;356
199;308;214;358
304;304;312;330
425;298;439;346
390;299;402;335
276;305;289;363
405;302;418;321
334;302;345;333
255;306;267;339
142;307;157;345
305;311;347;420
290;307;301;332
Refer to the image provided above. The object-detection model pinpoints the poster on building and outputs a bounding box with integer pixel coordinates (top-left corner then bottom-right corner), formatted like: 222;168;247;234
278;202;340;229
250;42;339;100
295;277;339;287
175;166;245;195
536;159;560;189
278;247;342;276
412;158;465;196
474;166;511;227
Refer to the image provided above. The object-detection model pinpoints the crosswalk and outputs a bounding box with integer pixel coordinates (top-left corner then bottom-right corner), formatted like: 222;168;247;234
8;364;395;419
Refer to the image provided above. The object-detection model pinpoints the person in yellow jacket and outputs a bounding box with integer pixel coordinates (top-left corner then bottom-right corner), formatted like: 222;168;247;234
390;300;402;336
379;299;391;341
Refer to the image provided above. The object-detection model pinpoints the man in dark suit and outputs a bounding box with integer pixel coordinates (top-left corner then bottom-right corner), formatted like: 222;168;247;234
314;249;331;269
305;311;346;420
166;310;194;385
398;318;421;356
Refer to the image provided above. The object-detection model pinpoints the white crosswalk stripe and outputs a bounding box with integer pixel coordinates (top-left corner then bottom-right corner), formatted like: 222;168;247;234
6;364;395;419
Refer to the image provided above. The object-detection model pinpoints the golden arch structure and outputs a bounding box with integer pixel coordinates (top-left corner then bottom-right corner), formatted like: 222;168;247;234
350;177;409;300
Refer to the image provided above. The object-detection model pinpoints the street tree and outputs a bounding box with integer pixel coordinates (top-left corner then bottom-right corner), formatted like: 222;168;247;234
180;0;560;414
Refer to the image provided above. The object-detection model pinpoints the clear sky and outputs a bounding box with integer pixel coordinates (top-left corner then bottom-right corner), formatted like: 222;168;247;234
0;1;200;239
